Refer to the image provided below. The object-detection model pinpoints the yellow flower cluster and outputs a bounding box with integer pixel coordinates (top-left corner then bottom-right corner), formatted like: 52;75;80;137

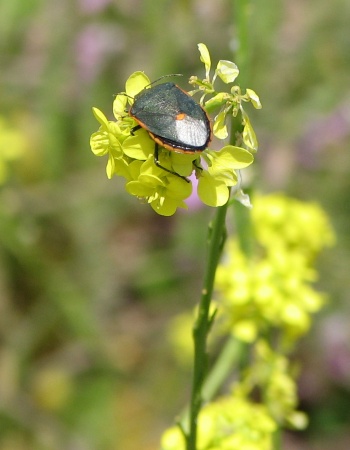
161;339;308;450
215;194;335;343
239;340;308;429
162;194;334;449
162;394;276;450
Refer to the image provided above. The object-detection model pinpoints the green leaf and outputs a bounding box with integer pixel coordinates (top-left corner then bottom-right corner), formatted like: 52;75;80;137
215;60;239;84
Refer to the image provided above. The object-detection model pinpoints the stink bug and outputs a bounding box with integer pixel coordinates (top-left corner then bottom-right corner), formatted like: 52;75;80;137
128;79;212;181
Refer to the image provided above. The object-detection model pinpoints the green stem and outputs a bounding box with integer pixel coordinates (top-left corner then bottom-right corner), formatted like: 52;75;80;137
186;196;230;450
232;0;252;85
184;3;253;444
202;336;245;403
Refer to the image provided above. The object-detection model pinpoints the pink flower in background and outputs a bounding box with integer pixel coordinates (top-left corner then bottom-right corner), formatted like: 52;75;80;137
184;174;203;211
75;24;125;84
78;0;112;14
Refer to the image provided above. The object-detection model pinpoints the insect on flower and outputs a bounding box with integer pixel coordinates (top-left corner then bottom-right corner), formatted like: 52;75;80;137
128;76;212;181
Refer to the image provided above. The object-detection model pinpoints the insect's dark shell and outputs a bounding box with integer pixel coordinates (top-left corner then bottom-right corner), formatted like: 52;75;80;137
129;82;212;153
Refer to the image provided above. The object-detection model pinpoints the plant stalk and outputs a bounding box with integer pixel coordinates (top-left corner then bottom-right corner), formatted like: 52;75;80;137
186;197;230;450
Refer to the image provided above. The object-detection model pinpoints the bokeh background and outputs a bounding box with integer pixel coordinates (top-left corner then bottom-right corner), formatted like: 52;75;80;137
0;0;349;449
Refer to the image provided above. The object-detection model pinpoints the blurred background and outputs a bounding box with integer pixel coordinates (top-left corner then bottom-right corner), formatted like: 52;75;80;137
0;0;349;449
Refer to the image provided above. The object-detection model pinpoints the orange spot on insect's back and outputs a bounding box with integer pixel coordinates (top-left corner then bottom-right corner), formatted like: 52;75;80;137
176;112;186;120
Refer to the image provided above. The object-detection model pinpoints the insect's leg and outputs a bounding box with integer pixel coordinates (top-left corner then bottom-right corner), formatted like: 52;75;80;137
154;143;190;183
131;125;141;135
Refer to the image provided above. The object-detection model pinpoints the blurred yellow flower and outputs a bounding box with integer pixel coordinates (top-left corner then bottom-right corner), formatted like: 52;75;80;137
0;117;26;184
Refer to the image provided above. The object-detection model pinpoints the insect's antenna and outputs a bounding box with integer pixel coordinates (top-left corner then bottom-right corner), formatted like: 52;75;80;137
113;92;134;103
116;92;133;100
146;74;183;88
